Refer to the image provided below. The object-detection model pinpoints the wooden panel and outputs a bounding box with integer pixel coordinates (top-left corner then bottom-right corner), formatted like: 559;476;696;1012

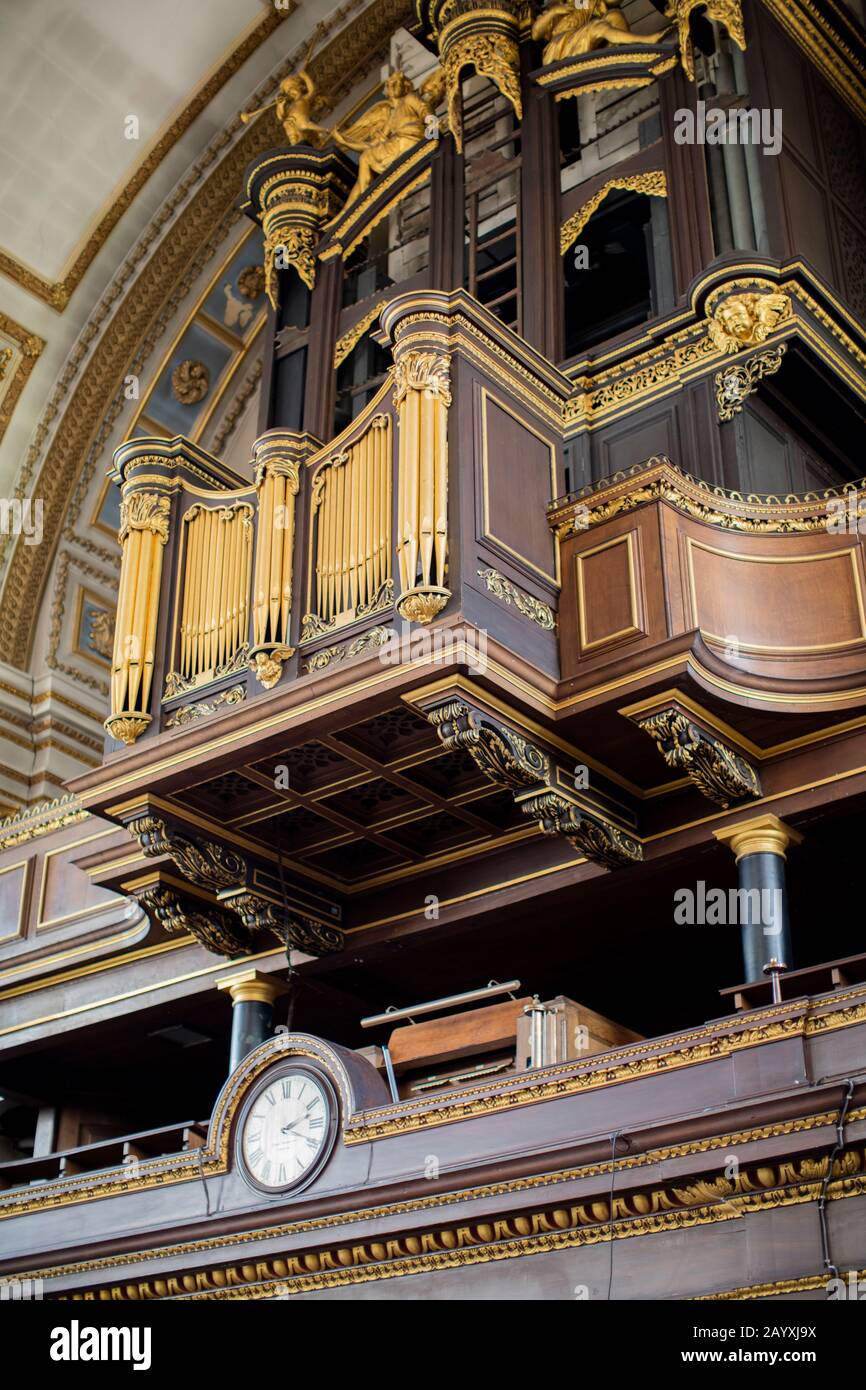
480;390;558;585
37;839;117;931
0;860;30;942
596;406;678;480
685;539;866;655
575;531;645;654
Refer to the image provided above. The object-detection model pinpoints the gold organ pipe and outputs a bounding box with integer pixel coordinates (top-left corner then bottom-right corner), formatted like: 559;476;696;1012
434;392;447;586
349;438;360;612
269;474;284;641
226;508;239;660
280;474;295;641
127;528;152;710
419;390;434;588
383;420;392;592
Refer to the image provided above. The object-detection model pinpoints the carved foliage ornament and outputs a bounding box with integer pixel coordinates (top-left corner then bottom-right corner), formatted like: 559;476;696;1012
521;789;643;869
129;814;245;890
171;359;210;406
118;492;170;545
636;709;761;808
392;350;452;406
428;700;551;788
133;883;250;958
665;0;747;82
715;346;786;421
228;891;344;954
476;567;555;630
561;171;667;255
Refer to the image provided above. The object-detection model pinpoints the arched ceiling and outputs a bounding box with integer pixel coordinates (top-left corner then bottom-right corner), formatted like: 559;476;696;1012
0;0;413;667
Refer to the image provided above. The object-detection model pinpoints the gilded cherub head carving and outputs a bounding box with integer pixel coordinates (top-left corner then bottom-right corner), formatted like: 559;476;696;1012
708;292;792;353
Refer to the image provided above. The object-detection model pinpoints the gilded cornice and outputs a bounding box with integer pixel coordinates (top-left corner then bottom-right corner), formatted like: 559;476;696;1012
0;8;292;311
549;454;866;540
696;1266;866;1300
0;792;87;850
22;1104;865;1284
0;0;414;669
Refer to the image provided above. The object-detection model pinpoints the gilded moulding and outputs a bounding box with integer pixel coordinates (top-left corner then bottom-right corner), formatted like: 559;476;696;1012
0;792;87;851
59;1148;866;1300
758;0;866;124
476;567;556;630
17;1106;864;1276
4;999;866;1224
560;171;668;255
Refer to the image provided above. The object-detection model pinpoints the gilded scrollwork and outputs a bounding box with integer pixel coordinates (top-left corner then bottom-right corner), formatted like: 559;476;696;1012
128;814;246;890
428;699;551;788
476;567;556;630
521;789;643;869
561;171;667;255
666;0;746;81
715;347;787;421
227;891;344;954
131;883;250;957
635;708;761;808
164;685;245;728
118;492;171;545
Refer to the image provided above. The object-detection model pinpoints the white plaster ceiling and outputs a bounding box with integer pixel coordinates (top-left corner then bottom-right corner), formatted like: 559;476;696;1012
0;0;264;279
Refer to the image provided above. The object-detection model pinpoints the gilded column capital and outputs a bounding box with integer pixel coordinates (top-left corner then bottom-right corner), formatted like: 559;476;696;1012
215;969;289;1007
713;814;803;862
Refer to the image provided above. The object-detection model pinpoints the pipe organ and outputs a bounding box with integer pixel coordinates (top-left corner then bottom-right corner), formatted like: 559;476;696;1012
178;503;253;688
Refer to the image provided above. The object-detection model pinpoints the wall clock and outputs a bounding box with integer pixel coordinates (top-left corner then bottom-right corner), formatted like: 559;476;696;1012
237;1065;337;1194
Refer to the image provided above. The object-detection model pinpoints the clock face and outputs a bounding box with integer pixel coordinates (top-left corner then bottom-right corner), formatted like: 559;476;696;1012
239;1069;334;1193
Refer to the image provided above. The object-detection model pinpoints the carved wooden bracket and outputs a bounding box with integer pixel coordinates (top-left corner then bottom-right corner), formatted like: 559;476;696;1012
219;888;344;955
129;880;250;957
632;704;762;808
425;696;642;869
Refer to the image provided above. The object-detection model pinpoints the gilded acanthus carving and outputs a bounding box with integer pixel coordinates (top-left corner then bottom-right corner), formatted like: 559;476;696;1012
707;291;792;354
265;224;318;302
118;492;171;545
666;0;746;82
132;883;250;957
227;891;344;955
521;790;643;869
635;709;762;808
392;350;452;406
428;700;551;788
532;1;672;65
715;347;786;421
128;815;246;890
304;625;393;672
164;685;245;728
425;1;522;152
476;567;556;631
171;359;209;405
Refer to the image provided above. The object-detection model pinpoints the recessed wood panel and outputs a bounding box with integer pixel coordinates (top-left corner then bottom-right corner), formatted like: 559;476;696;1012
38;839;116;930
576;531;644;653
480;390;558;584
0;860;30;941
686;540;866;653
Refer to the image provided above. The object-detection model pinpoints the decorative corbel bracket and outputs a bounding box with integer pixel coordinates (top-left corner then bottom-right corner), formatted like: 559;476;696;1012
219;888;344;955
629;703;761;807
128;876;251;957
516;788;643;870
125;812;247;890
424;696;643;869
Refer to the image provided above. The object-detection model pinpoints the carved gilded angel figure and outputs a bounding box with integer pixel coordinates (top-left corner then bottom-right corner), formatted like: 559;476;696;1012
330;70;440;212
708;292;792;353
531;0;672;64
241;68;328;148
